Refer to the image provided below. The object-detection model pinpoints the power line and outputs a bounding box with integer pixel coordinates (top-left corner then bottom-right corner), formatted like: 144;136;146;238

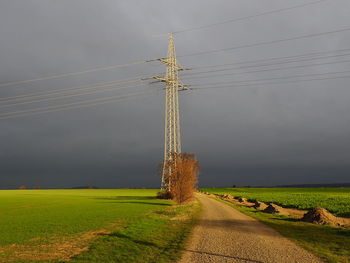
0;89;160;120
190;69;350;87
0;82;145;108
179;26;350;58
193;74;350;90
0;91;159;120
184;53;350;75
0;60;148;88
183;59;350;78
187;49;350;70
0;77;144;103
173;0;328;34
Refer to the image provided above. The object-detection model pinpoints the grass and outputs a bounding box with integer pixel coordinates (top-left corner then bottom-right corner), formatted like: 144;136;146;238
0;189;200;263
202;187;350;217
68;200;200;263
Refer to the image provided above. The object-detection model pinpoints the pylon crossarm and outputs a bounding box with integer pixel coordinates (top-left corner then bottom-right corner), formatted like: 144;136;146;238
158;58;184;70
153;79;176;86
153;77;186;88
145;57;166;63
141;76;154;81
178;83;190;90
153;76;167;82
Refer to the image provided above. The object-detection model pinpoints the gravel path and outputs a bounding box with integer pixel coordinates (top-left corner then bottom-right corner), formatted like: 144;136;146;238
179;194;323;263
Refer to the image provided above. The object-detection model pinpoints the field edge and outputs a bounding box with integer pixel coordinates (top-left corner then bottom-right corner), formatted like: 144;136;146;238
65;197;202;263
211;196;350;263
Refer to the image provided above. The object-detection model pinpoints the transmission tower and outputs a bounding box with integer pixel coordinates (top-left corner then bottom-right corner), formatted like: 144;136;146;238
153;33;188;190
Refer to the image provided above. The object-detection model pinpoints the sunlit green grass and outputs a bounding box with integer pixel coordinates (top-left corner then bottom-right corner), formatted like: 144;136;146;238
69;200;200;263
0;189;168;245
202;187;350;217
0;189;199;263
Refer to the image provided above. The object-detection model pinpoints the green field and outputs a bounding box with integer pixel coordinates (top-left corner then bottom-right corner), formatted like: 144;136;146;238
0;189;199;263
202;187;350;217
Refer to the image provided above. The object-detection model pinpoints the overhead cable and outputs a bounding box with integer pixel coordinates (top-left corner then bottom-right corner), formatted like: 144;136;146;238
183;59;350;78
0;89;160;120
194;75;350;90
0;77;144;103
173;0;328;34
0;82;145;108
187;50;350;70
179;26;350;58
189;69;350;87
0;60;147;88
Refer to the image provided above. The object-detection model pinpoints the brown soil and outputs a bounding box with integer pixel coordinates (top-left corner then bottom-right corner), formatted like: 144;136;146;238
302;207;350;227
284;208;308;219
253;201;268;210
237;197;247;203
219;195;255;207
264;203;290;216
0;230;110;263
222;194;233;200
201;191;350;228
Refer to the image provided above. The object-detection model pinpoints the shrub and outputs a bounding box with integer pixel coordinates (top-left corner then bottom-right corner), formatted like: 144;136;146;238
157;190;173;200
163;153;199;203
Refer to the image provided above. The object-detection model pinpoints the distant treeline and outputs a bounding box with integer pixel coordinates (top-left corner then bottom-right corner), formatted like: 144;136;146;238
226;183;350;188
71;186;99;189
275;183;350;188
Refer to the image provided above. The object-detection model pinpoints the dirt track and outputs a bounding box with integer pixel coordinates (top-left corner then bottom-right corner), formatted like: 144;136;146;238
179;194;323;263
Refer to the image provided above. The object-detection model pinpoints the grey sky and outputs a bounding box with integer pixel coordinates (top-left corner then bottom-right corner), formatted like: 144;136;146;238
1;0;350;188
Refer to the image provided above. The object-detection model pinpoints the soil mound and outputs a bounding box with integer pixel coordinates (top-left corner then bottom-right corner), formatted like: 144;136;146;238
253;201;268;210
263;203;289;216
302;207;342;226
237;197;248;203
223;194;233;200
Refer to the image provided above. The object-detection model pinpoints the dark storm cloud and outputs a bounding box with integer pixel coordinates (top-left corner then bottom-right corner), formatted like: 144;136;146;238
1;0;350;188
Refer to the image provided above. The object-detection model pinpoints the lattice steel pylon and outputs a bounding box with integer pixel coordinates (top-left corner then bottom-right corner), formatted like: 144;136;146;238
153;33;188;191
